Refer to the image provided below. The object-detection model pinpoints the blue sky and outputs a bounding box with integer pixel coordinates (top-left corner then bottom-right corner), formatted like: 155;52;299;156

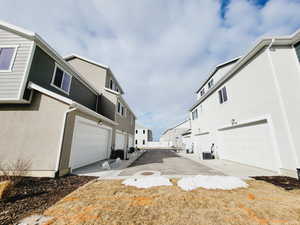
1;0;300;140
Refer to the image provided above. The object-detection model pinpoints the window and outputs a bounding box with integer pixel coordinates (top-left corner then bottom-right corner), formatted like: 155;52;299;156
121;105;124;116
192;109;198;120
143;140;145;145
218;86;228;104
52;65;72;94
0;47;16;71
136;130;138;134
143;130;145;134
295;42;300;61
110;80;113;89
200;89;205;96
117;101;121;113
136;140;138;145
208;79;214;89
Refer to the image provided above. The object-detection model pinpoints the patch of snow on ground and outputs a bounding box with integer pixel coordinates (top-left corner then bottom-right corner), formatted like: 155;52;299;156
177;175;248;191
122;176;173;189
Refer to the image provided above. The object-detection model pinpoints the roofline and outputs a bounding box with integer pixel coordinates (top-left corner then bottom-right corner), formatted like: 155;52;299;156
195;56;241;94
161;119;190;135
64;54;125;94
28;82;118;126
0;20;100;96
190;28;300;111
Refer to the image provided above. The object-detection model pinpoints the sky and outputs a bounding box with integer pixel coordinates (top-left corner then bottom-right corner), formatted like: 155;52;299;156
1;0;300;140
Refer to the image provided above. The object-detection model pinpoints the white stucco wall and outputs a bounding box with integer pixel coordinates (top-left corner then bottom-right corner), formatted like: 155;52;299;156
191;46;300;175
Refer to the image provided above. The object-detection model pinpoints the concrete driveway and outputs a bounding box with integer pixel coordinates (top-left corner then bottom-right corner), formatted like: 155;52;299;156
119;149;223;176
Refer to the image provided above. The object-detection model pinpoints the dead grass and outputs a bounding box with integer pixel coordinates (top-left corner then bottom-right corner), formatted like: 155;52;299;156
44;179;300;225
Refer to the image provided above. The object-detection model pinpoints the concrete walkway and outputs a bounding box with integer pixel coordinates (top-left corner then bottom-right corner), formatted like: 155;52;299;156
178;152;278;177
119;149;223;176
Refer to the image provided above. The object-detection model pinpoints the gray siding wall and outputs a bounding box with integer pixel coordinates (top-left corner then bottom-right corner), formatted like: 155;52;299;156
0;29;34;100
27;46;97;111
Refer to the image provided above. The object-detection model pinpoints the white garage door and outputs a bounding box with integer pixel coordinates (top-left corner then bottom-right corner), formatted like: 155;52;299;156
69;116;111;169
128;135;134;148
193;133;212;157
219;120;278;171
115;131;126;150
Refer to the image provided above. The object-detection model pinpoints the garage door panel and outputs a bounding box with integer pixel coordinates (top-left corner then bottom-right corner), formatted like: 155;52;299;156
220;122;278;171
194;134;211;157
69;116;111;169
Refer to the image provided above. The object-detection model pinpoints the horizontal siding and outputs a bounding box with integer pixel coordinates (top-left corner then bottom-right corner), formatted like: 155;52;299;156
0;29;33;100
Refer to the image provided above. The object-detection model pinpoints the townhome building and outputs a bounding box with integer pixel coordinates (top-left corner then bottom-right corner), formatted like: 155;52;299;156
134;124;153;148
160;120;190;148
64;54;136;157
0;21;135;177
190;30;300;178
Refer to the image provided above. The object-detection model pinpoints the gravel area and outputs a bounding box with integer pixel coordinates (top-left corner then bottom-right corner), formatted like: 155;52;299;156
253;176;300;190
0;175;96;225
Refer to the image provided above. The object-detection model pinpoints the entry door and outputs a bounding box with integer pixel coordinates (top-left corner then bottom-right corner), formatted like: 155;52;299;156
115;131;126;150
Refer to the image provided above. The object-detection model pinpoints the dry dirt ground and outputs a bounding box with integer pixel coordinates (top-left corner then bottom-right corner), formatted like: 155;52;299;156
43;179;300;225
0;175;96;225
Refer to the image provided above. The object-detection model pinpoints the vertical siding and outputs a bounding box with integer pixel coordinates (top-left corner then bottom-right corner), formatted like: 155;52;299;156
0;29;33;99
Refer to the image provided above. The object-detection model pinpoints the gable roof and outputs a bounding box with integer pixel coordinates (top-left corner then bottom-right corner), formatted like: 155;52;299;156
0;20;99;95
64;54;125;94
190;28;300;111
195;57;240;94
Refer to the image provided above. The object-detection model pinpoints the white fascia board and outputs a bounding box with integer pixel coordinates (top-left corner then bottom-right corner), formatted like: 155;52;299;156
104;87;120;96
195;57;241;94
33;36;99;95
0;21;99;96
0;20;35;38
64;53;109;69
28;82;73;105
28;82;118;126
191;31;300;110
70;102;118;126
64;54;125;94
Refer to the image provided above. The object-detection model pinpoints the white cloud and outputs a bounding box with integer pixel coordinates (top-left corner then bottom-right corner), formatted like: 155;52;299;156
0;0;300;139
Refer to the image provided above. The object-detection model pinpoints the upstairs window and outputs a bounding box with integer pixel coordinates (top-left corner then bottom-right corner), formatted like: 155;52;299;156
143;130;145;134
110;80;113;89
143;140;145;145
218;86;228;104
200;89;205;96
0;47;16;71
192;109;198;120
136;130;138;134
208;79;214;89
52;65;72;94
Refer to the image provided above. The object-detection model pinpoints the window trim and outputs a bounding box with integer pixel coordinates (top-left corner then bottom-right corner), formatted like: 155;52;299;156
117;100;126;117
51;64;72;95
0;45;18;72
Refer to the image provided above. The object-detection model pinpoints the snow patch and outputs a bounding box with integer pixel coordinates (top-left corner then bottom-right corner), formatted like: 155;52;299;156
177;175;248;191
122;176;173;188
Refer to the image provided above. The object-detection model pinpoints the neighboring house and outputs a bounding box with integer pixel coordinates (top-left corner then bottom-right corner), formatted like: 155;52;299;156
134;124;153;148
0;21;135;177
64;54;136;157
190;30;300;178
160;120;190;148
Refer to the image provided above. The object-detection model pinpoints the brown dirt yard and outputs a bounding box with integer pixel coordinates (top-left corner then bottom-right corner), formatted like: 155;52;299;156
43;179;300;225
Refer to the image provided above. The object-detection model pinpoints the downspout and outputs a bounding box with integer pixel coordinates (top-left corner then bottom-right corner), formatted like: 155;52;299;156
55;106;77;177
